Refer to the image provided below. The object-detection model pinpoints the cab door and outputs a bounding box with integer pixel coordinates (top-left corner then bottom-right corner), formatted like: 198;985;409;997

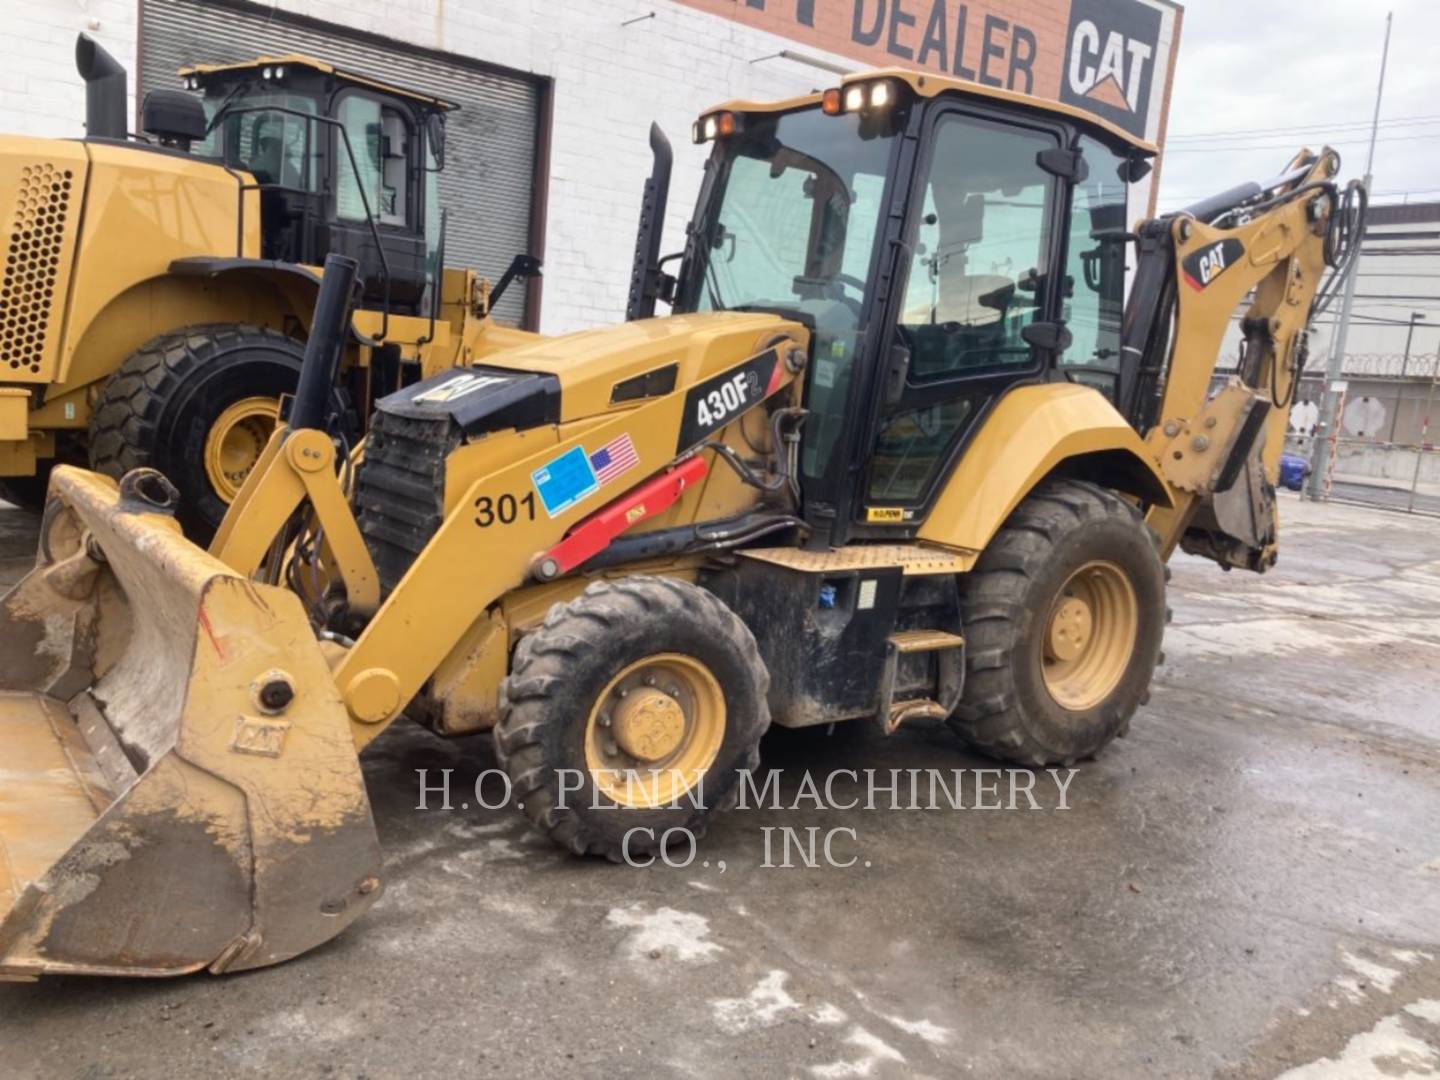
856;108;1069;528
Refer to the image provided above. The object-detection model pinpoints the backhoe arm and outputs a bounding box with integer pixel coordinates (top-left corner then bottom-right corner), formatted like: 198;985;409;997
1117;149;1363;570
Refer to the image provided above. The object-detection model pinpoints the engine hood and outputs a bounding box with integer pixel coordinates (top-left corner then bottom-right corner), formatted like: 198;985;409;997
378;311;802;435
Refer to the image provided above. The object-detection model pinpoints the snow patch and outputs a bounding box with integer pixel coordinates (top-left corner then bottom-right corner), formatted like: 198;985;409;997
810;1026;907;1078
1405;999;1440;1024
605;905;721;963
712;970;798;1034
1343;950;1404;994
1275;1013;1439;1079
882;1014;952;1046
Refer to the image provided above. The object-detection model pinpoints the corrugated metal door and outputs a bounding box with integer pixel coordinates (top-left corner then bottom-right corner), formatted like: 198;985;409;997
139;0;540;326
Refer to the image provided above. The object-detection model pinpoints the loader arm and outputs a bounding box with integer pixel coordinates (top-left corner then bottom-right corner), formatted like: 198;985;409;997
1118;149;1363;569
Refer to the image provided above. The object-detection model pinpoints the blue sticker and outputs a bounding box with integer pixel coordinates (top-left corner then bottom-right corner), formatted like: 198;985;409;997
531;445;600;518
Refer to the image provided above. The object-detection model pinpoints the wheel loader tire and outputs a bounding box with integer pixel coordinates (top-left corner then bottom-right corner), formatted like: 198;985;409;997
495;576;770;860
88;324;318;541
949;479;1166;767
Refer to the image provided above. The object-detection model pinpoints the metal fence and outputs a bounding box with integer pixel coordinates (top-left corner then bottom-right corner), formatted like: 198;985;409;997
1287;352;1440;517
1213;351;1440;516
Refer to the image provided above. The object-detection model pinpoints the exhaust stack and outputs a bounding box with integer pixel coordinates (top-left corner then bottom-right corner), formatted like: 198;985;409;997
75;33;127;140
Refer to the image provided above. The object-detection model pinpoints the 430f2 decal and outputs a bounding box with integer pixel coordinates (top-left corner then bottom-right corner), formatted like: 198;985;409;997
676;348;782;452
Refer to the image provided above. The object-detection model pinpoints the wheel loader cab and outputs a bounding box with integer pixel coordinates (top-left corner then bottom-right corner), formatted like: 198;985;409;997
676;73;1152;548
182;56;453;315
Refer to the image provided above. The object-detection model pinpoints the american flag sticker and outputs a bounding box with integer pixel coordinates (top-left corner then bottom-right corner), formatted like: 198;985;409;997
589;433;640;486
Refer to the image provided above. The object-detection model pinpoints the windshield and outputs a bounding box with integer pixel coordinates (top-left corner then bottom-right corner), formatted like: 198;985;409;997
197;88;320;192
682;105;899;488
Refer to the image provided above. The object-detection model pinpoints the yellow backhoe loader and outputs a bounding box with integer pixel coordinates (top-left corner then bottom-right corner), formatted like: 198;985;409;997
0;68;1364;980
0;35;539;537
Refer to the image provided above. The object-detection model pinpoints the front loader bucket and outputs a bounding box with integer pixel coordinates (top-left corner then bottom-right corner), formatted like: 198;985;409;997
0;467;382;980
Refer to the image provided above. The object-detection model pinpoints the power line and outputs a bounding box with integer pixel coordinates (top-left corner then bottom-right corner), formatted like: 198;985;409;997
1165;131;1440;154
1167;113;1440;143
1160;186;1440;203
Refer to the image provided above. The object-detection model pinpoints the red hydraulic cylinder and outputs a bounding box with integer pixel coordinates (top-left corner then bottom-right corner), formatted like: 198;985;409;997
530;455;710;581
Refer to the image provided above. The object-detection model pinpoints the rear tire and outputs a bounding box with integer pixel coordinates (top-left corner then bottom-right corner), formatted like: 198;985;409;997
495;577;770;860
88;324;312;541
949;479;1166;766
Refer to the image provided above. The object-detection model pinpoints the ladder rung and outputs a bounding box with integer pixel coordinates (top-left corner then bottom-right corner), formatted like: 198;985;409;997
889;629;965;653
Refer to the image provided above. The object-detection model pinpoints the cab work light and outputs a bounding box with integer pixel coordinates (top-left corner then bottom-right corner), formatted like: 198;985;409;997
824;78;901;117
692;110;742;144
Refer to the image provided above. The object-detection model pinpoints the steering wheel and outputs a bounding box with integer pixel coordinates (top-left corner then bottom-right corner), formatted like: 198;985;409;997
823;272;866;320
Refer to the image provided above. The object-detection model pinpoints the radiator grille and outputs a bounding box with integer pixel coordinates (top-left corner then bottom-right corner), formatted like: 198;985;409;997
2;164;73;373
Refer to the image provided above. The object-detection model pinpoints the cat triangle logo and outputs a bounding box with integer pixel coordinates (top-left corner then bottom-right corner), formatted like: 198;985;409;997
1067;19;1154;115
1084;74;1132;114
413;372;508;405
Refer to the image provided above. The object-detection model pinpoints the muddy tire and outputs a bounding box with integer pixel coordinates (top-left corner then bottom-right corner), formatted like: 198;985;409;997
495;576;770;860
949;479;1166;766
88;324;314;541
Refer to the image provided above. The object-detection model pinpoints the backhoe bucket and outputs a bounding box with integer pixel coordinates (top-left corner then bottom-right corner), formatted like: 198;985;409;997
0;467;382;980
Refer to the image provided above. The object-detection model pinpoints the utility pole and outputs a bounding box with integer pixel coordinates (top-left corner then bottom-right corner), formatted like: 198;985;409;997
1307;11;1393;499
1401;311;1424;378
1388;312;1426;443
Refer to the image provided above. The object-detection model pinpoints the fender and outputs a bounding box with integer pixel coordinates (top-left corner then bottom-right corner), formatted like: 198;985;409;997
52;269;310;396
917;384;1172;555
168;257;321;325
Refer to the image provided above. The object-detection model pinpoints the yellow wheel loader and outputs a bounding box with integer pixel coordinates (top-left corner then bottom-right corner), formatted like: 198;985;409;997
0;69;1364;979
0;35;539;537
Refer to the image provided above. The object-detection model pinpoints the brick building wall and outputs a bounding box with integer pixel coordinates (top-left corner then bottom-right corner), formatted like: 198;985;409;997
2;0;1178;334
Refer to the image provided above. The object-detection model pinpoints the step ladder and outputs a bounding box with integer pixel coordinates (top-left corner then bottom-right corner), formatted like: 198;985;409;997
877;629;966;735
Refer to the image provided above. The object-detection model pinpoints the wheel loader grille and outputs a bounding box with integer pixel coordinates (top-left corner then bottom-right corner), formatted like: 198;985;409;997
1;164;73;377
355;410;462;597
2;163;73;374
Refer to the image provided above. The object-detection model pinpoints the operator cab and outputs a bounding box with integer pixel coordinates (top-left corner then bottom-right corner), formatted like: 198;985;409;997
669;71;1154;547
177;56;455;316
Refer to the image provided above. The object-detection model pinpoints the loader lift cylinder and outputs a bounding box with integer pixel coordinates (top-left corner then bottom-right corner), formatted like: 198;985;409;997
290;254;359;432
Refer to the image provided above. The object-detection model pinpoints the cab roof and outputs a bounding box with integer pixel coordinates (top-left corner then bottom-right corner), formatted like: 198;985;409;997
177;54;457;111
708;67;1156;158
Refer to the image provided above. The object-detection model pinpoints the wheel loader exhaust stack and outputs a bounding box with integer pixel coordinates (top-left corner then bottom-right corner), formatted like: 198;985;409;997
0;264;382;980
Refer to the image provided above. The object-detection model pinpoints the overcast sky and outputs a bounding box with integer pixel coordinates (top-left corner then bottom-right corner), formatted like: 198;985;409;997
1156;0;1440;210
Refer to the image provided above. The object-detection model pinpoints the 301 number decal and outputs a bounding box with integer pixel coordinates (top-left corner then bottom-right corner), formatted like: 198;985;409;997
475;491;537;528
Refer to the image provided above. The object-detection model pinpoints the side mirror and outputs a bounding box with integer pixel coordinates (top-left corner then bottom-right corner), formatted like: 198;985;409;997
882;342;911;406
426;113;446;170
1119;154;1152;183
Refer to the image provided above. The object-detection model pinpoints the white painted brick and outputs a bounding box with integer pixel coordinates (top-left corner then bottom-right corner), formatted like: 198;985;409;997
1;0;846;331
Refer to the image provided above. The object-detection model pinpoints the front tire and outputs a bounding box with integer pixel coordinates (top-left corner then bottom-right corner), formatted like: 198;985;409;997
495;577;771;859
950;479;1166;766
88;324;309;541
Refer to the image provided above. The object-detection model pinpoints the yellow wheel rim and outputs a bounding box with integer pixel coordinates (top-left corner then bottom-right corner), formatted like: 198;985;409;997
1041;560;1139;712
204;396;279;502
584;653;726;809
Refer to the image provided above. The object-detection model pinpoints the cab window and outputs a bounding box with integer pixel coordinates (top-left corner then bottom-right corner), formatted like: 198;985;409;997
896;114;1056;381
866;113;1057;505
337;96;412;226
1060;136;1129;399
201;91;318;191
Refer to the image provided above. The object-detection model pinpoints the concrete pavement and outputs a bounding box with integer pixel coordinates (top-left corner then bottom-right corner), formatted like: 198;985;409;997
1;492;1438;1078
